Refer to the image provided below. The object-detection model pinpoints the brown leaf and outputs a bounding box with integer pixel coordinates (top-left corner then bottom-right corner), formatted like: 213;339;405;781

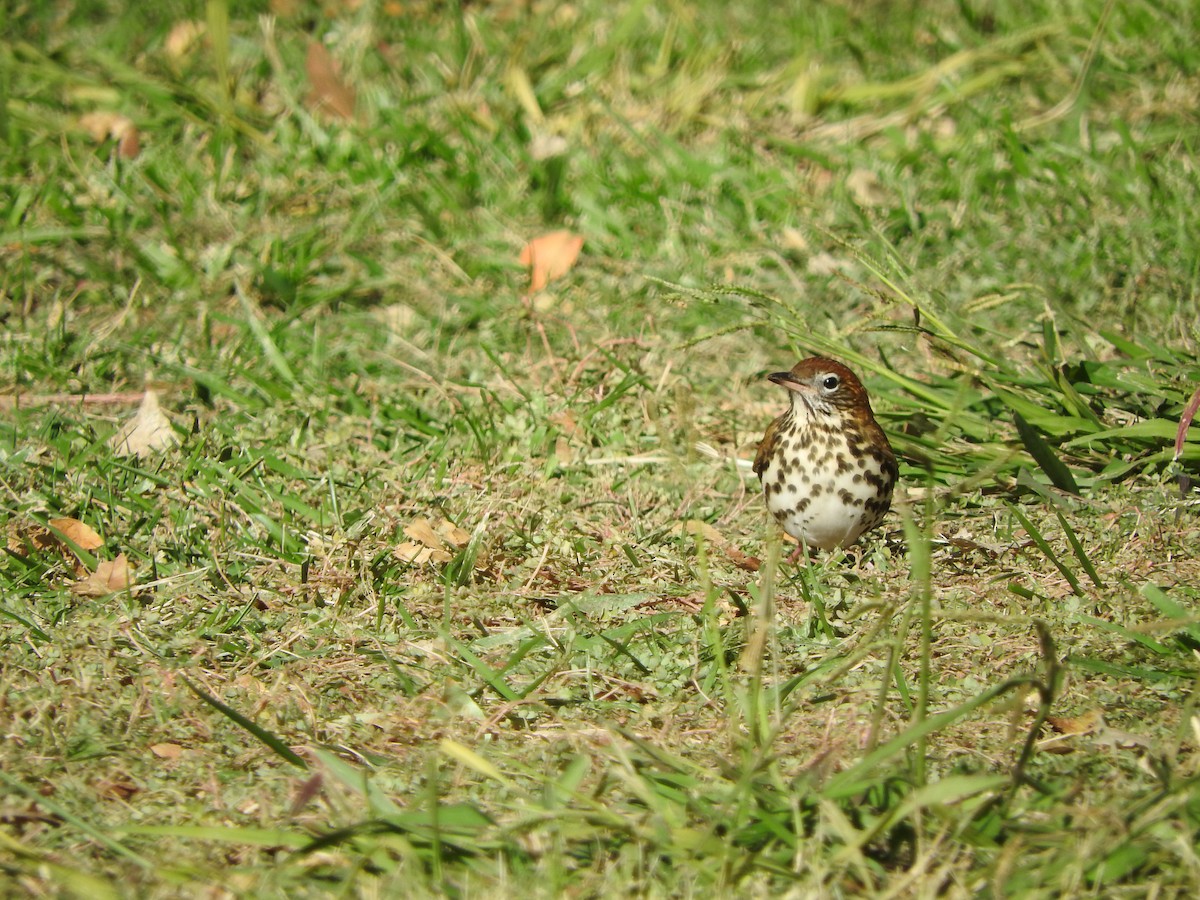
118;126;141;159
397;517;471;565
110;390;179;458
403;518;446;552
395;541;451;565
49;517;104;552
1046;709;1104;736
164;20;206;60
554;435;573;464
78;111;140;158
846;168;889;208
434;519;471;548
70;553;132;597
679;519;725;545
549;409;582;438
519;230;583;292
149;742;184;760
8;522;60;556
78;111;129;142
675;519;760;571
305;42;357;121
724;546;761;573
95;778;140;801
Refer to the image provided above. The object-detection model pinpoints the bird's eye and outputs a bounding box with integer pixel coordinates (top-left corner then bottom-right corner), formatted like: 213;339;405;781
821;374;840;391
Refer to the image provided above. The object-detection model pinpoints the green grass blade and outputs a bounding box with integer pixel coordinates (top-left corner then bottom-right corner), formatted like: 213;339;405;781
1012;413;1080;494
1008;503;1082;594
181;676;308;769
0;770;152;868
1054;509;1104;588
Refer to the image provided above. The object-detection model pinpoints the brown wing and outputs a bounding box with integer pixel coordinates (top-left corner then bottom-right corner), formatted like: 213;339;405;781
753;416;782;478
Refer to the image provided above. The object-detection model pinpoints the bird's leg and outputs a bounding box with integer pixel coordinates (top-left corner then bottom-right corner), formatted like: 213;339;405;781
785;540;811;565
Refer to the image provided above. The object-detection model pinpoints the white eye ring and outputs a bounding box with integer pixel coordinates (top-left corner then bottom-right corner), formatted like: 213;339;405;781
821;374;840;391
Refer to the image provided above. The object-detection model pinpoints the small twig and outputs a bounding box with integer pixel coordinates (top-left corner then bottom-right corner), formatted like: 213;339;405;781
1016;0;1115;133
1007;622;1061;800
0;390;162;409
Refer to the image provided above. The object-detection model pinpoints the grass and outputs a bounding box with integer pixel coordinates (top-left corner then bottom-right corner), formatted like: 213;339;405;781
3;0;1200;895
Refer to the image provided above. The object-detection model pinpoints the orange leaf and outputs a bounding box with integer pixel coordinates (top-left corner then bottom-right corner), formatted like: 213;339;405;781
49;517;104;552
1046;709;1104;736
149;742;184;760
519;231;583;292
305;42;356;121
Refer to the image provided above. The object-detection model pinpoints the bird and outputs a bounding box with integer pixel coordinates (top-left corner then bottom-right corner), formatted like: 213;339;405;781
753;357;897;560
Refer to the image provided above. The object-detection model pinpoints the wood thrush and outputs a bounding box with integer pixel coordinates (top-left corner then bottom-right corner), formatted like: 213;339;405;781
753;357;897;558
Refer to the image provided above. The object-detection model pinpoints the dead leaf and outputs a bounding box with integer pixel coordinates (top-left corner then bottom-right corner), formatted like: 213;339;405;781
434;519;470;548
519;230;583;293
395;541;451;565
846;168;889;207
49;517;104;552
164;20;206;60
110;390;179;458
7;522;52;556
404;518;447;552
779;227;809;253
724;546;761;573
679;520;724;545
1047;709;1104;736
1042;709;1152;754
78;111;141;159
305;42;357;121
149;742;183;760
70;553;132;597
95;779;140;801
117;127;140;159
674;520;760;571
554;435;573;464
396;517;471;565
549;409;582;439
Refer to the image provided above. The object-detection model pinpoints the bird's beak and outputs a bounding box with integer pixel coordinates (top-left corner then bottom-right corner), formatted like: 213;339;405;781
768;372;811;394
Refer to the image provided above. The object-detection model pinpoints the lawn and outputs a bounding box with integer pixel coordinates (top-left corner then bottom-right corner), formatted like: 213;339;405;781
3;0;1200;895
